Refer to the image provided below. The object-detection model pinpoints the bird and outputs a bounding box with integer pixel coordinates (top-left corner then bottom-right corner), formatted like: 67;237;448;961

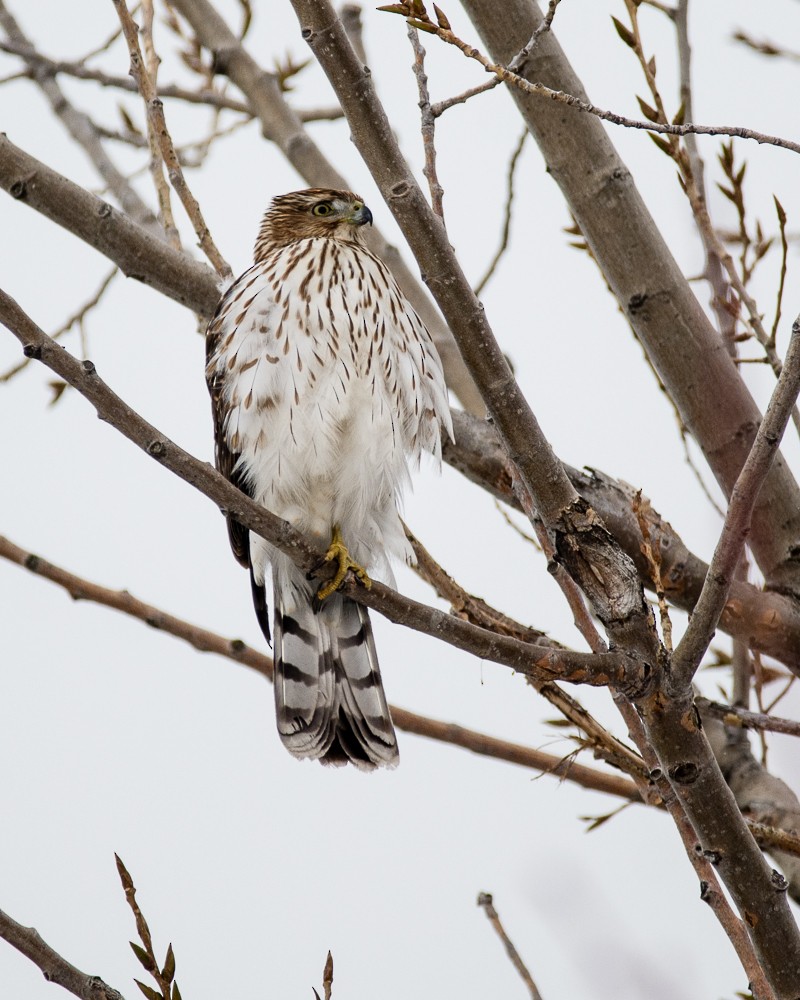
206;188;453;770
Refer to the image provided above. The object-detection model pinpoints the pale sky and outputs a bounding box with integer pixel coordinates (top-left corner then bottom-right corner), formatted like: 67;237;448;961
2;2;799;998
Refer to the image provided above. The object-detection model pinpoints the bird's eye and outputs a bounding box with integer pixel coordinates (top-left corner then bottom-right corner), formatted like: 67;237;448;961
312;203;334;217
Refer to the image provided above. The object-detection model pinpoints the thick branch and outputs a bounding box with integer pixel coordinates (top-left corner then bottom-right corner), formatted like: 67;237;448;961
290;0;662;679
0;135;220;314
705;713;800;905
0;907;125;1000
445;411;800;672
461;0;800;599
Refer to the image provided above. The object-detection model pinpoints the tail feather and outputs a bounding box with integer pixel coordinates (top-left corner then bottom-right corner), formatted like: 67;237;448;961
272;570;398;770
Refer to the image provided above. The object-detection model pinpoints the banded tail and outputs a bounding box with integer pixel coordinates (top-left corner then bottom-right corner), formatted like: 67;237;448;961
270;568;399;770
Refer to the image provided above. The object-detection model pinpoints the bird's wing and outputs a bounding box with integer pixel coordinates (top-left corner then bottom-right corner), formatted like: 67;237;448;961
205;272;255;569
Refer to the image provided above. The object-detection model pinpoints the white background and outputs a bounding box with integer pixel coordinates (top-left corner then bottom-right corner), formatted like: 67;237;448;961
2;1;799;997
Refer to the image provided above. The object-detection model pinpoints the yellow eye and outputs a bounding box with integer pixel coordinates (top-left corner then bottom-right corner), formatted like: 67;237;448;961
312;203;333;217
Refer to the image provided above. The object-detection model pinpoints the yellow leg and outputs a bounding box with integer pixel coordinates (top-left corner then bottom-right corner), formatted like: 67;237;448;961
317;525;372;601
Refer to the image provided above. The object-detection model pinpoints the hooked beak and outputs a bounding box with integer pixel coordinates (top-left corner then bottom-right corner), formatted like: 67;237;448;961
351;203;373;227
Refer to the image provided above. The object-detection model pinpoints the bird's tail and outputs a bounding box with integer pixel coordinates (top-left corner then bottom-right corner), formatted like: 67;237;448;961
271;568;399;770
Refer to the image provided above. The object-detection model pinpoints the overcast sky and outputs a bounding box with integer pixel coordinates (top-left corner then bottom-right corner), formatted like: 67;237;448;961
2;2;800;998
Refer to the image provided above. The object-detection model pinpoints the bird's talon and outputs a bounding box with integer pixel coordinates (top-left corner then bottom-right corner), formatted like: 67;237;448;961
317;527;372;600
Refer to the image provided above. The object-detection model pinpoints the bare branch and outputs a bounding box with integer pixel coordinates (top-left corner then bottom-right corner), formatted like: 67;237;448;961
697;698;800;740
0;907;125;1000
0;135;220;314
407;25;444;220
0;532;641;800
672;318;800;687
381;5;800;156
477;893;544;1000
474;129;526;296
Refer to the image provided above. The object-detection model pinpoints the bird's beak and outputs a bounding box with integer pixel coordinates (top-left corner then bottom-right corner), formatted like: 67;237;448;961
351;204;373;227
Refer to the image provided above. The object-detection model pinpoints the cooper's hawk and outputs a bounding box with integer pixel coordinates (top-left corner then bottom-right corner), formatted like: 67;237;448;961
206;189;453;769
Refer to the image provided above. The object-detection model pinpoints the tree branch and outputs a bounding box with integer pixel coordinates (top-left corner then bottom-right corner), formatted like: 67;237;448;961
0;908;125;1000
112;0;231;278
477;893;544;1000
0;134;220;314
673;317;800;687
0;532;641;801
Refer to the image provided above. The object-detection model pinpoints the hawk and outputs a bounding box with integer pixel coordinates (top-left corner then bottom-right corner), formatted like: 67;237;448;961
206;189;453;770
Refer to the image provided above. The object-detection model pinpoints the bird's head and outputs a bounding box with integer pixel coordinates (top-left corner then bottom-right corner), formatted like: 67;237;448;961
255;188;373;256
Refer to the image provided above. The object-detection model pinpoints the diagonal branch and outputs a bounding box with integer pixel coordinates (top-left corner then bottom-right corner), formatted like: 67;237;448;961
673;318;800;688
290;0;662;680
0;288;645;694
0;908;126;1000
477;893;544;1000
460;0;800;599
0;532;642;801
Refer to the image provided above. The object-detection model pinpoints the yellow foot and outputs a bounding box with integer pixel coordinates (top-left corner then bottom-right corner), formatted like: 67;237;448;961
317;525;372;601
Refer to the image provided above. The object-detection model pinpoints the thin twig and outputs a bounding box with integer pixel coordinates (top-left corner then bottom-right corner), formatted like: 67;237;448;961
431;77;498;117
474;129;526;296
671;1;737;348
697;698;800;739
82;5;138;61
672;317;800;687
0;2;159;232
476;893;544;1000
407;24;444;220
506;0;562;74
0;267;117;382
112;0;231;277
380;5;800;157
140;0;181;249
770;197;789;351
